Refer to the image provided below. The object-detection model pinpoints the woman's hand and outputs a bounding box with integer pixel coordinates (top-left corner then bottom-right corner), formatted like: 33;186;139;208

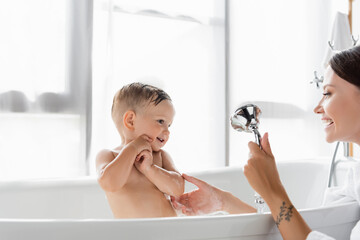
245;132;312;239
244;132;285;201
170;174;224;216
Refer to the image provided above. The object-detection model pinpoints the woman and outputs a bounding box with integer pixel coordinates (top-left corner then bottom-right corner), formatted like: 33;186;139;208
171;45;360;240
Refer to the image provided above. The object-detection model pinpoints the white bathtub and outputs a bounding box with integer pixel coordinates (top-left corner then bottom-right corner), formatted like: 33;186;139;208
0;160;359;240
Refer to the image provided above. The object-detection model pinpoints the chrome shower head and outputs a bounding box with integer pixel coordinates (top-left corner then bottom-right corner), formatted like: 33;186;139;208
230;103;262;147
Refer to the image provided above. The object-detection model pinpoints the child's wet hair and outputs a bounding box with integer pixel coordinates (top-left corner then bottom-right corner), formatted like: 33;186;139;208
111;82;171;118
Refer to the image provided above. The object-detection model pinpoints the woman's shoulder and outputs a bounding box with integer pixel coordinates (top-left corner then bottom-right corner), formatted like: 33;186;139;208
343;161;360;188
324;161;360;205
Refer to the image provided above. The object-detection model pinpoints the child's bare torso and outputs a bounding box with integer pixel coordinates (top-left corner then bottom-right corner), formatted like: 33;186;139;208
105;148;177;218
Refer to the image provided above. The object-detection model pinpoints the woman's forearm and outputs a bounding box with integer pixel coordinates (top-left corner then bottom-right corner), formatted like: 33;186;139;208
265;191;311;240
222;191;257;214
222;186;311;240
245;134;312;239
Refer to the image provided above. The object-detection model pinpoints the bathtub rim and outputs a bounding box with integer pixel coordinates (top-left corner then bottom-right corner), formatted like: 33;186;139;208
0;158;331;186
0;201;357;226
0;200;356;219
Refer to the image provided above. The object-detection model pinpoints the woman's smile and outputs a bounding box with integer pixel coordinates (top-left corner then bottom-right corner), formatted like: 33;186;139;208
321;118;334;129
314;65;360;144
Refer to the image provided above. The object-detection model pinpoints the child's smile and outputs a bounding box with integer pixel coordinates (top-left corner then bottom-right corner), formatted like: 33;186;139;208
134;99;175;151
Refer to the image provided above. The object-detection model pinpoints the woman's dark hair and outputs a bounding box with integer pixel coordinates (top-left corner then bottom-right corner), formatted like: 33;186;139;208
330;45;360;89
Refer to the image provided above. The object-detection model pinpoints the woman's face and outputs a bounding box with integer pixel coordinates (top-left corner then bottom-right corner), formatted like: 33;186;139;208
314;67;360;145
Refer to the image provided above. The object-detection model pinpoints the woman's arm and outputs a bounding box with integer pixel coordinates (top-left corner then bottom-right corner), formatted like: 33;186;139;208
171;174;256;215
245;133;311;240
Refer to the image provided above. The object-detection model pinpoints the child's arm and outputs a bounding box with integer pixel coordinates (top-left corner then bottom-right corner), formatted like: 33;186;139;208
96;135;152;192
135;150;184;197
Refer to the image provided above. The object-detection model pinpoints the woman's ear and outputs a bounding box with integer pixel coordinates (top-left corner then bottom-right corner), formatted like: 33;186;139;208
123;110;136;130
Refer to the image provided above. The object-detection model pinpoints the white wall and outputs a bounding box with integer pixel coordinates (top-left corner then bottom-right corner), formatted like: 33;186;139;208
227;0;358;166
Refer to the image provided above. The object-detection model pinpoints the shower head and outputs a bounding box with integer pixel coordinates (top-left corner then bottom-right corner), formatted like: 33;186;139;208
230;103;262;147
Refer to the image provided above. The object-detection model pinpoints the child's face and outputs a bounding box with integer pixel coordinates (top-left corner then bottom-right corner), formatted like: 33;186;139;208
134;100;175;152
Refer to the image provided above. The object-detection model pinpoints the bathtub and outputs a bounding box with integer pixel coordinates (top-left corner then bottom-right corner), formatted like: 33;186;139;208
0;159;359;240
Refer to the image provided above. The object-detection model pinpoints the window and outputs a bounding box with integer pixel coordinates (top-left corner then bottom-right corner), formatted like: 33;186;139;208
0;0;92;179
2;0;355;180
91;0;226;173
228;0;339;166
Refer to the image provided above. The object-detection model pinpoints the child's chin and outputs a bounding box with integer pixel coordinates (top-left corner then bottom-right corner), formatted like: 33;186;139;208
151;146;161;152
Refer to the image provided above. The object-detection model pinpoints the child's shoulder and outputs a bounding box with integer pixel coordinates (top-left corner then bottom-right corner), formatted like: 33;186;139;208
96;146;124;161
158;149;172;160
95;149;114;165
95;146;124;174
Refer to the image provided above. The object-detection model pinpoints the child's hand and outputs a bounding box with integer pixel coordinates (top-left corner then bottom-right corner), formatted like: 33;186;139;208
134;149;153;174
129;134;153;155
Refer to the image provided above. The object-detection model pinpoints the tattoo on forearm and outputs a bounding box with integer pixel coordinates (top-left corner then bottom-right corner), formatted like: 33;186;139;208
275;201;294;227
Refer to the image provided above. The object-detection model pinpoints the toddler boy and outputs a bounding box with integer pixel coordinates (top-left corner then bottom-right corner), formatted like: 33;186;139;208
96;82;184;218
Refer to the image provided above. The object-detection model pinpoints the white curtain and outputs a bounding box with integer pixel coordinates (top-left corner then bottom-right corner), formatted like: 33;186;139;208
90;0;226;174
1;0;357;180
0;0;92;179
